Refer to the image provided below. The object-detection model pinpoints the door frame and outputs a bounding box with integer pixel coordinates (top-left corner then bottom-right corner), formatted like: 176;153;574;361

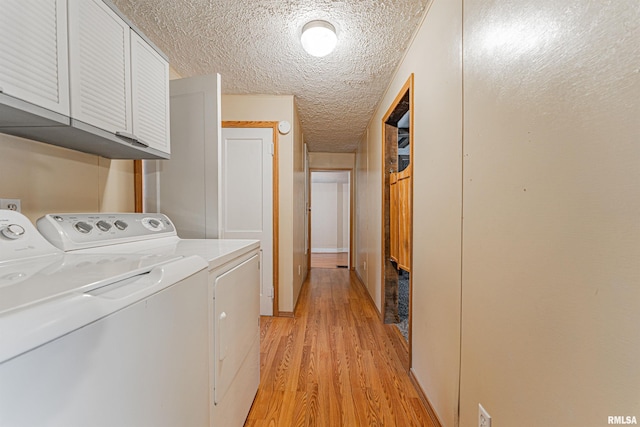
222;121;279;317
309;169;354;270
134;160;143;212
380;74;414;363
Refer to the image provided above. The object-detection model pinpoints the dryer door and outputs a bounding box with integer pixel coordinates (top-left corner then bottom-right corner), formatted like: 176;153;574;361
214;253;260;404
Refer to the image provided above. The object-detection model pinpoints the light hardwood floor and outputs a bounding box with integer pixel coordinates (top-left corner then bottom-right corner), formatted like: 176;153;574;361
244;268;436;427
310;252;349;269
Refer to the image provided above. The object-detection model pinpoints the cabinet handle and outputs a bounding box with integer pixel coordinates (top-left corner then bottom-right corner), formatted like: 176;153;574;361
132;138;149;148
219;311;228;360
115;131;138;141
115;131;149;147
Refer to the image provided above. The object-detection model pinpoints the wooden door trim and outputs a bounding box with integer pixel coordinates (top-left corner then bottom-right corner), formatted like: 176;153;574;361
222;121;280;317
134;160;143;212
381;74;414;367
309;168;355;270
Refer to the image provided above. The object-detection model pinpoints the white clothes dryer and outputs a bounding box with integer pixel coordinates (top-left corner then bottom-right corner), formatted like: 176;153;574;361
37;212;261;427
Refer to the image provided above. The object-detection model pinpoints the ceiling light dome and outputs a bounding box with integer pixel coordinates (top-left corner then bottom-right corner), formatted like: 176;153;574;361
300;20;337;57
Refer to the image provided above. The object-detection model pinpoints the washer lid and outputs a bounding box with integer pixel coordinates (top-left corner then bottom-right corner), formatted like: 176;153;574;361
0;252;182;315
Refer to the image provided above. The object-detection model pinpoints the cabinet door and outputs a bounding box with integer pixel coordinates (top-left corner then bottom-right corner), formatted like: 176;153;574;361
68;0;132;135
0;0;69;115
389;172;399;262
397;166;411;272
131;31;170;154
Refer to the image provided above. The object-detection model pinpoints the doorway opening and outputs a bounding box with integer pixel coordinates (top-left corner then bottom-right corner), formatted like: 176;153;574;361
382;75;413;348
310;170;351;269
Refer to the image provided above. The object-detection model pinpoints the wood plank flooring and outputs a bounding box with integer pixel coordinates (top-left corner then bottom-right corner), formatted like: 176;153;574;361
244;268;435;427
310;252;349;269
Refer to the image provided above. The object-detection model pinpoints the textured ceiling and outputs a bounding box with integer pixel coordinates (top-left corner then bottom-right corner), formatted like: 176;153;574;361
112;0;428;152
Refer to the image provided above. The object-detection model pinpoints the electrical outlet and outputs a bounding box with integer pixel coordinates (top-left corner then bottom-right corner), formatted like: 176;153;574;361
479;404;491;427
0;199;21;212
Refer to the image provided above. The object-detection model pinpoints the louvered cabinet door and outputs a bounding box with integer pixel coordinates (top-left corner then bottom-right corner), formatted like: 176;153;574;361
0;0;69;115
68;0;132;135
131;31;170;154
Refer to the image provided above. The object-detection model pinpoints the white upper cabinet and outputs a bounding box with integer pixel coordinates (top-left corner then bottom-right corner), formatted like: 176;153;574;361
131;31;170;153
68;0;133;136
67;0;170;155
0;0;70;116
0;0;170;158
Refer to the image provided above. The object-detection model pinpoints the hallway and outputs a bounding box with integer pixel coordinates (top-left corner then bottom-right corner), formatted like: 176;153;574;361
245;268;435;427
310;252;349;269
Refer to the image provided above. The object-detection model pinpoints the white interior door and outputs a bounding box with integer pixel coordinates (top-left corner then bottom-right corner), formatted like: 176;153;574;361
220;127;274;316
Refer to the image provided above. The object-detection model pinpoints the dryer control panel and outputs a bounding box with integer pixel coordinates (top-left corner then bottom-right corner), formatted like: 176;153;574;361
37;213;177;251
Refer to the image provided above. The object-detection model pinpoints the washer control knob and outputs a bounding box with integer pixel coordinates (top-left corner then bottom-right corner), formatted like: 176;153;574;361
96;220;112;232
148;219;161;229
114;220;128;231
74;221;93;234
1;224;25;240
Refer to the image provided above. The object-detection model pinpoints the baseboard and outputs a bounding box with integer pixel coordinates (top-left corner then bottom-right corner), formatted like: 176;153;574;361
409;368;443;427
311;248;348;253
278;311;294;318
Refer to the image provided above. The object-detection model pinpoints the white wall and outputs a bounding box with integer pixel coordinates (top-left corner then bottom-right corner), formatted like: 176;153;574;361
354;0;639;425
341;182;349;253
355;130;372;295
0;134;135;222
355;0;463;424
221;94;306;314
310;172;350;253
459;0;640;424
308;152;354;170
311;182;339;251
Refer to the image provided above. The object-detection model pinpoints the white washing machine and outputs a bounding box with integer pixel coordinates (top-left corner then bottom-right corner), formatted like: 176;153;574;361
0;210;210;427
37;212;261;427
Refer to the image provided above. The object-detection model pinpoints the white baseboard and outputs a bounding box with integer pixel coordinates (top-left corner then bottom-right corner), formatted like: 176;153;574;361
311;248;348;253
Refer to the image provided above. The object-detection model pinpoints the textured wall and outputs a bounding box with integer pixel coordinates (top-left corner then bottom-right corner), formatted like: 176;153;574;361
357;0;640;425
358;0;464;423
460;0;640;424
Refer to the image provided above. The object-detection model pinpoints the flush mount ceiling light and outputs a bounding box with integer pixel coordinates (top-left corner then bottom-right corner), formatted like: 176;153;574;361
300;20;337;57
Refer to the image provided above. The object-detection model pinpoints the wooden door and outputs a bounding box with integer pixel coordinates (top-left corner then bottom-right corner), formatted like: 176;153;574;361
390;172;399;263
397;165;411;272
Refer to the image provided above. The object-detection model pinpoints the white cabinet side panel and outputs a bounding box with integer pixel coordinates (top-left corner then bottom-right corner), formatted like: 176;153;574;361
0;0;69;115
157;92;206;238
144;74;220;237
